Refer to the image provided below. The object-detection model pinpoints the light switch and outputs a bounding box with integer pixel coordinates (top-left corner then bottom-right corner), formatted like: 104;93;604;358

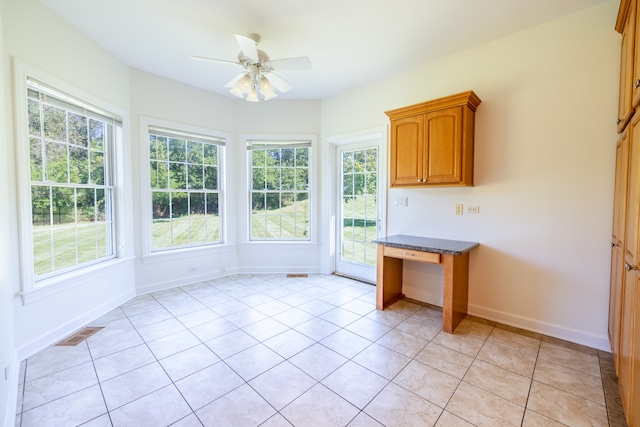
466;205;479;214
395;197;408;207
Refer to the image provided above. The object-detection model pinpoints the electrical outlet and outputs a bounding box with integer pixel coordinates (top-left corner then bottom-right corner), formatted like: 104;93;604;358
455;204;463;215
466;205;480;214
188;266;197;274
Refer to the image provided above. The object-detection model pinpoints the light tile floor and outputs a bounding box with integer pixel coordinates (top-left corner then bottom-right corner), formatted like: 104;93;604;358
14;274;626;426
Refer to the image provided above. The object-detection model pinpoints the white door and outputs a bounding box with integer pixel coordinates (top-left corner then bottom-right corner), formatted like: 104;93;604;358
335;141;381;282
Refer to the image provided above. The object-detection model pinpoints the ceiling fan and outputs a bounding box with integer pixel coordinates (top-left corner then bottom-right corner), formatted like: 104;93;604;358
192;33;311;102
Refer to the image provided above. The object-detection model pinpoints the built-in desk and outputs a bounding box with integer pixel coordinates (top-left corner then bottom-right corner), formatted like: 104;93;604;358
373;235;479;333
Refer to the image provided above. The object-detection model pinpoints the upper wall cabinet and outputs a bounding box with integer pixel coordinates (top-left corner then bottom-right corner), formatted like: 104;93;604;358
617;0;640;133
385;91;481;188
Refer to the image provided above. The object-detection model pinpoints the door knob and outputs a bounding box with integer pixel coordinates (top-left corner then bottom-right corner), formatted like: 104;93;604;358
625;262;636;271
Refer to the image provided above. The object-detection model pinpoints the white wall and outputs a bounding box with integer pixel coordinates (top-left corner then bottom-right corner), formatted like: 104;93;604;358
130;69;322;293
2;0;136;362
0;1;17;425
321;1;620;350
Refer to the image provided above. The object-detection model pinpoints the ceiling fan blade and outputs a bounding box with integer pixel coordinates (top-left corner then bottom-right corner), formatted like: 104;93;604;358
270;57;311;71
224;72;247;88
265;72;292;93
191;55;239;66
235;34;259;61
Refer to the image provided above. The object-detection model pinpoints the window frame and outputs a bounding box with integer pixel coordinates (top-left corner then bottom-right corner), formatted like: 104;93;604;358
13;60;131;300
244;134;317;243
139;117;230;260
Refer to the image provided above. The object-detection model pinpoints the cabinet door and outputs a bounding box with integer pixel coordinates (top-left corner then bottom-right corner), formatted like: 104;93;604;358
625;112;640;268
614;132;630;245
633;0;640;108
611;245;625;373
619;267;637;422
423;106;463;184
390;115;423;186
619;0;636;132
631;271;640;427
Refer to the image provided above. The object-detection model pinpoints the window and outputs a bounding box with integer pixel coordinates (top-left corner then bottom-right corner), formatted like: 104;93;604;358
24;77;120;280
148;125;225;251
248;139;311;240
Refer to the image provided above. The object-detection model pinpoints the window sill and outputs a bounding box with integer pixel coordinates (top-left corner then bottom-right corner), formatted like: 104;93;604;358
141;243;235;265
20;257;135;305
238;241;320;251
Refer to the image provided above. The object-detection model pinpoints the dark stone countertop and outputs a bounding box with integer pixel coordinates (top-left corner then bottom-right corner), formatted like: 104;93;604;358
373;234;479;255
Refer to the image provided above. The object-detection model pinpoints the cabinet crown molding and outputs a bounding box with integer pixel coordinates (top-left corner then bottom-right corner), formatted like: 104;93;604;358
385;90;481;120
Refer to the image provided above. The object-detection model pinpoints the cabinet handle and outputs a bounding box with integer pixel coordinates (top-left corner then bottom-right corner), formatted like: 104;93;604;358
635;79;640;89
612;242;616;248
618;118;623;124
403;252;416;257
625;262;636;271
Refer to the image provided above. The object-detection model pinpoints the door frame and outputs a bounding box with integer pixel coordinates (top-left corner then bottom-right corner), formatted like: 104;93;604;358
326;127;387;281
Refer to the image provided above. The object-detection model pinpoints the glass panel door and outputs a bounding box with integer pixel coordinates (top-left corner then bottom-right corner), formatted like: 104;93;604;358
336;145;379;282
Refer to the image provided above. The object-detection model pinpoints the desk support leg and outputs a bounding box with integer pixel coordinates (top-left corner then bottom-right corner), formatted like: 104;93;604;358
376;244;404;310
442;252;469;333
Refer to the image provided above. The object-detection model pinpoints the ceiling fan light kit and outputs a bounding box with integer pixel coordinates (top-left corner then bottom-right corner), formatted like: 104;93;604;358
193;33;311;102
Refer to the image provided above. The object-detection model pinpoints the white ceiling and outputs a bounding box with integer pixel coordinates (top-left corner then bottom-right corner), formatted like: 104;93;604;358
39;0;611;100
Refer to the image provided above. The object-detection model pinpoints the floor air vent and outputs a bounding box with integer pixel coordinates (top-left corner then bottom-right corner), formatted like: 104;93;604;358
286;274;308;278
55;327;104;346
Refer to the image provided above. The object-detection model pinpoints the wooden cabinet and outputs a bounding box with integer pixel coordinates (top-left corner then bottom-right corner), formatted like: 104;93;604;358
611;131;630;374
612;3;640;424
619;0;636;132
385;91;481;187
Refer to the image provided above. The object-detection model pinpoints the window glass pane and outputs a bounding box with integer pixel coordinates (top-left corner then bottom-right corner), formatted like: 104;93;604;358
169;163;186;189
76;188;95;222
188;164;204;189
168;138;186;162
53;225;76;270
204;166;217;190
252;192;265;213
28;99;41;137
266;149;280;166
266;168;280;190
354;174;365;195
69;147;89;184
51;187;74;224
296;148;308;167
77;223;97;264
96;189;106;222
252;168;265;190
365;148;377;172
187;141;203;164
296;168;308;191
43;105;66;142
171;192;189;246
187;193;203;244
68;113;88;147
203;144;217;166
89;151;104;185
30;137;43;181
32;185;51;226
281;168;295;190
45;141;68;183
156;136;168;161
281;148;294;167
33;226;52;276
89;119;104;150
252;150;265;167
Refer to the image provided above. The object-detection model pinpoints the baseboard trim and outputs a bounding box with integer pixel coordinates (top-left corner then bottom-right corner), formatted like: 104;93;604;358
3;350;18;427
136;268;238;295
403;285;609;351
15;289;135;361
467;303;610;352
